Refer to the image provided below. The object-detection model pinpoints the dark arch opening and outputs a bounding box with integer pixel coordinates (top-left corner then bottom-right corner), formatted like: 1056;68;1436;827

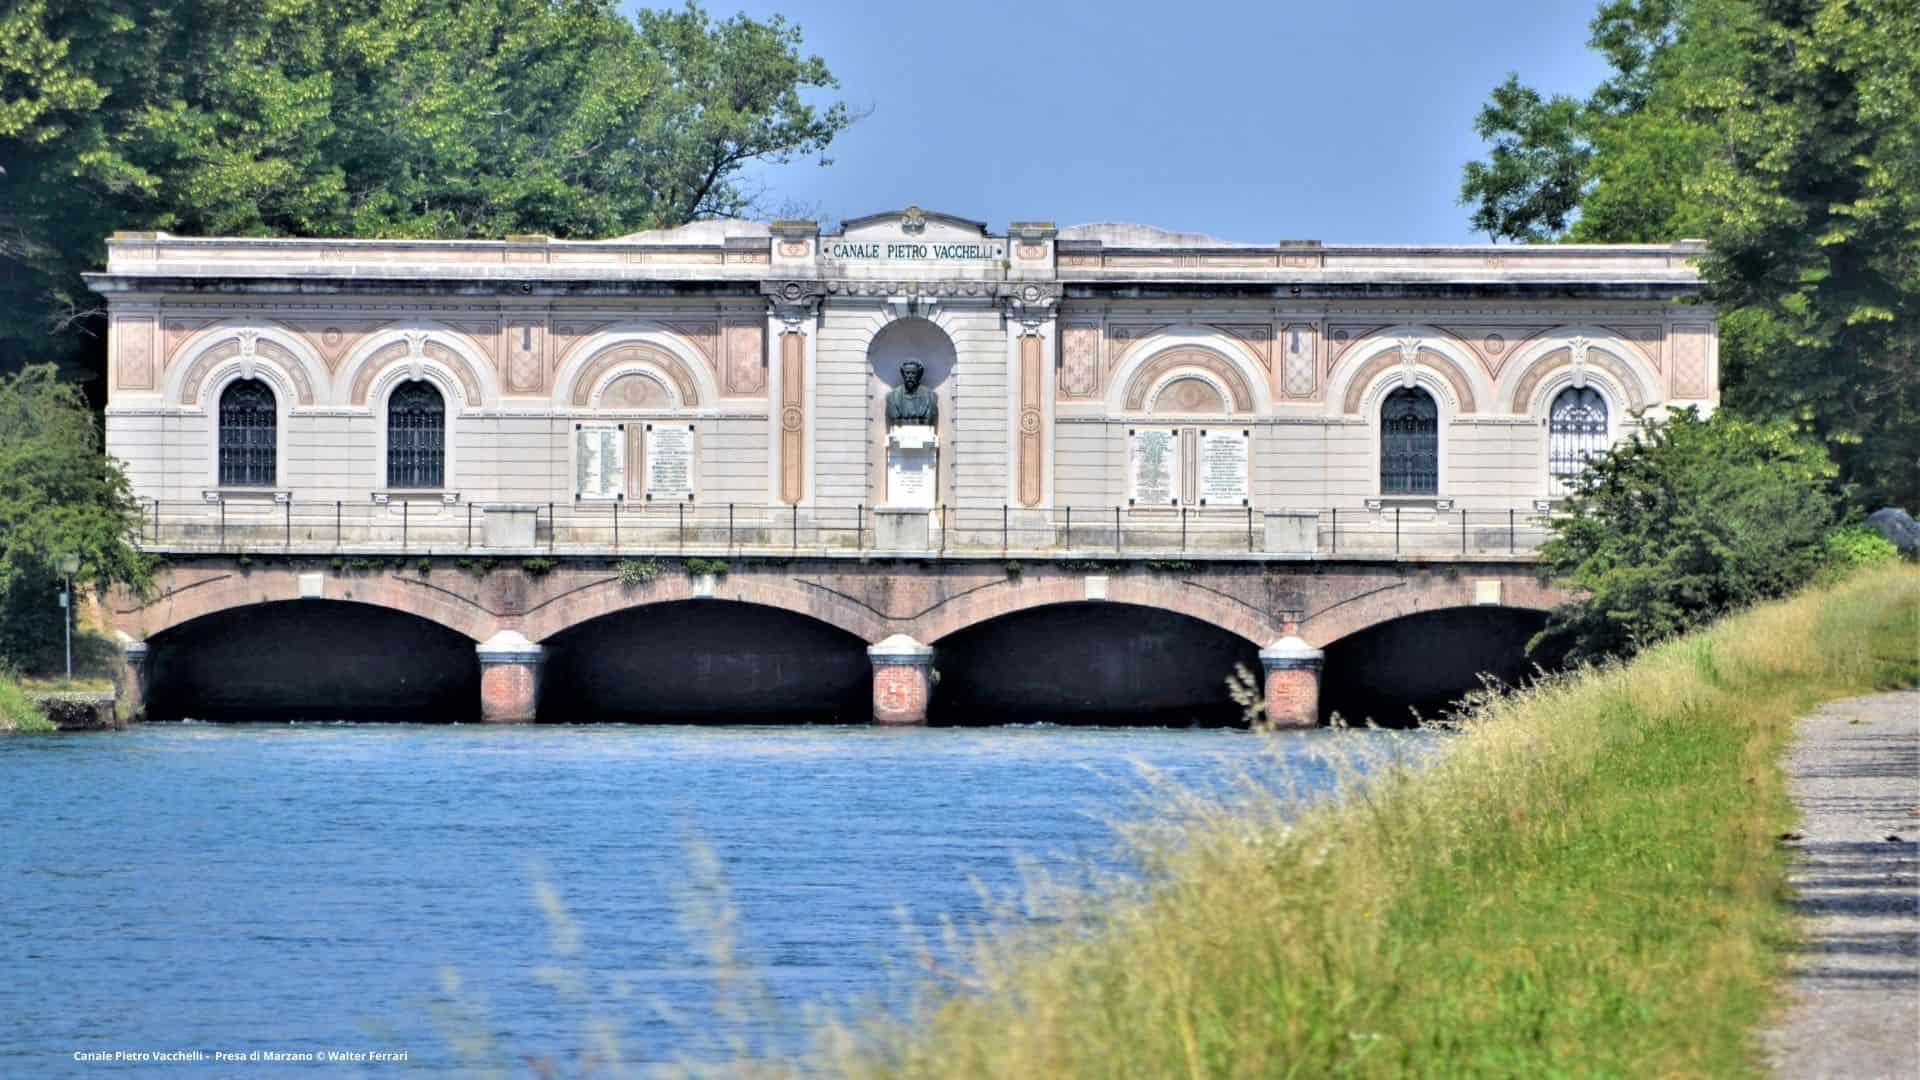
538;600;870;723
1319;606;1564;727
929;602;1259;727
147;601;479;722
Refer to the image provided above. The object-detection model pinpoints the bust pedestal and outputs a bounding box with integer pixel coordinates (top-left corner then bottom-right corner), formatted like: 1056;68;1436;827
878;426;938;549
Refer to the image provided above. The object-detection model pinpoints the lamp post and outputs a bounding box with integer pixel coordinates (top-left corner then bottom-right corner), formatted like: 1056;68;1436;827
57;554;79;681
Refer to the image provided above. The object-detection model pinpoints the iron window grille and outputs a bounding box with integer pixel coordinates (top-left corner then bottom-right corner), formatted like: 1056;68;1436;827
217;379;277;487
1380;387;1439;495
1548;386;1608;495
386;380;446;488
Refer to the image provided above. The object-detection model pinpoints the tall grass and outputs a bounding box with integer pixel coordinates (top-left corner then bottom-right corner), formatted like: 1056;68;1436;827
0;674;54;733
786;564;1919;1078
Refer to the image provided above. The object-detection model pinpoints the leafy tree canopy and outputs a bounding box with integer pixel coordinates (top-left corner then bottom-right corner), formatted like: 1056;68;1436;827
1460;0;1918;507
0;0;849;379
0;365;150;671
1531;408;1840;663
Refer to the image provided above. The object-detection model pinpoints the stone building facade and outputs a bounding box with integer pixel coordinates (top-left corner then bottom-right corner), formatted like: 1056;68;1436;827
89;207;1717;554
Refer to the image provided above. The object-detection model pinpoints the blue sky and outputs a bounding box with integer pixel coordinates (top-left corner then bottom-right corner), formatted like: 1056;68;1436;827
653;0;1612;244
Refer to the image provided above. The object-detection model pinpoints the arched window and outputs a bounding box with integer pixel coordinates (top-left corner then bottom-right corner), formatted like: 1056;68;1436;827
1380;387;1439;495
1548;386;1609;494
218;379;277;487
386;380;446;488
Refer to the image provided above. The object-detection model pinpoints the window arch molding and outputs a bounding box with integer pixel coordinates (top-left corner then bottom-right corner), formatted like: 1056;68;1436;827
370;365;464;495
338;324;495;410
1325;325;1486;417
1109;341;1264;415
1496;326;1656;414
203;367;290;490
167;324;325;408
551;323;720;409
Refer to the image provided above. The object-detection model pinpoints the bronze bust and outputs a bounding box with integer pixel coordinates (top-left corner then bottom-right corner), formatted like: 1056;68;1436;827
885;360;938;427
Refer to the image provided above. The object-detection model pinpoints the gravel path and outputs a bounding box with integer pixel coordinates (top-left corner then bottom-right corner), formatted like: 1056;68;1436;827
1764;690;1920;1079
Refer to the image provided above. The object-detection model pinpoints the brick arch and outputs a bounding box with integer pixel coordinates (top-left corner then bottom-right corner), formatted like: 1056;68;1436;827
521;574;890;644
121;569;496;645
1297;571;1568;649
916;575;1277;646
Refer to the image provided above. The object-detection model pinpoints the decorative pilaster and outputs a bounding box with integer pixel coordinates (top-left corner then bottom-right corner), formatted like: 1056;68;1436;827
764;280;824;506
867;634;935;726
1004;282;1059;509
476;630;545;723
1259;635;1325;729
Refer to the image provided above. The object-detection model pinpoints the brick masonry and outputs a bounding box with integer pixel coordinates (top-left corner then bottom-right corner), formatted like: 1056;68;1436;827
110;557;1567;726
479;661;541;723
871;662;932;726
1264;665;1321;728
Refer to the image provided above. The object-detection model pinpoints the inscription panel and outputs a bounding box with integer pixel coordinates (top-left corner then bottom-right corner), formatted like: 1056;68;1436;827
574;422;625;500
646;423;695;501
1128;427;1180;506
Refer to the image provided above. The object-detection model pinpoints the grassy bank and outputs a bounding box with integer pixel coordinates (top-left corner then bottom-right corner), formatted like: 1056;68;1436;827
803;564;1918;1077
0;675;54;733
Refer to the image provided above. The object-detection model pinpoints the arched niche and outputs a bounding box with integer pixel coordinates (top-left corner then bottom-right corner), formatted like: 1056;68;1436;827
865;316;959;507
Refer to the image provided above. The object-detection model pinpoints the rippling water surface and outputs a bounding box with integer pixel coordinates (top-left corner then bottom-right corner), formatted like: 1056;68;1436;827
1;722;1418;1075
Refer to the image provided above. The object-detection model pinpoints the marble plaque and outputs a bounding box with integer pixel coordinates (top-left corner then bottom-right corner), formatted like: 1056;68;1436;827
1198;428;1249;505
886;425;938;509
646;424;695;501
574;423;625;499
1129;427;1180;505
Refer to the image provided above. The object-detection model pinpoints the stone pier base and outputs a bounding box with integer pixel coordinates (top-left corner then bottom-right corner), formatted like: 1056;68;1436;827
118;635;149;722
476;630;545;723
868;634;935;725
1259;636;1325;728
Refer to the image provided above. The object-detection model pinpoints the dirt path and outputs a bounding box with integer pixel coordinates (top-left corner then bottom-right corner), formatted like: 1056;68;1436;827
1763;690;1919;1079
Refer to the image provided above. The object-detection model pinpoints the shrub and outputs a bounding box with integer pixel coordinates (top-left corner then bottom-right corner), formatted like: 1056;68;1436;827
521;557;557;577
618;558;662;586
0;676;52;733
685;557;729;578
1533;408;1838;663
1823;524;1900;569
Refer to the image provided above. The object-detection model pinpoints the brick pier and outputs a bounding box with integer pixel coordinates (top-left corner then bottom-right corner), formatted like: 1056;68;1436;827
476;631;545;723
868;634;936;726
1259;636;1326;728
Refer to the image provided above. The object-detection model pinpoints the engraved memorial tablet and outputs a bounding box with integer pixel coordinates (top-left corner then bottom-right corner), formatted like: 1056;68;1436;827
574;422;624;500
646;424;694;502
1198;428;1250;505
1129;427;1180;506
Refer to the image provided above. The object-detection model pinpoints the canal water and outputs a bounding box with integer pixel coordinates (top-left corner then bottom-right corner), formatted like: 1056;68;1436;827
1;723;1417;1075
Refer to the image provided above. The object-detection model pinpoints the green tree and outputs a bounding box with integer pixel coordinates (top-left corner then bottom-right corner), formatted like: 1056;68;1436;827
1531;408;1839;663
1693;0;1920;509
1459;0;1919;507
0;0;849;378
0;365;151;671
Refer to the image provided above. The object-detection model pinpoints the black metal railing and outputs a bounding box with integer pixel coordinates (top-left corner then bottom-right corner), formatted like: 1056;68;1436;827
135;498;1555;559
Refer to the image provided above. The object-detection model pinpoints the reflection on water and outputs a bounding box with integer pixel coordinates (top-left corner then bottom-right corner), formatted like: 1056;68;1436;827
0;722;1423;1075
